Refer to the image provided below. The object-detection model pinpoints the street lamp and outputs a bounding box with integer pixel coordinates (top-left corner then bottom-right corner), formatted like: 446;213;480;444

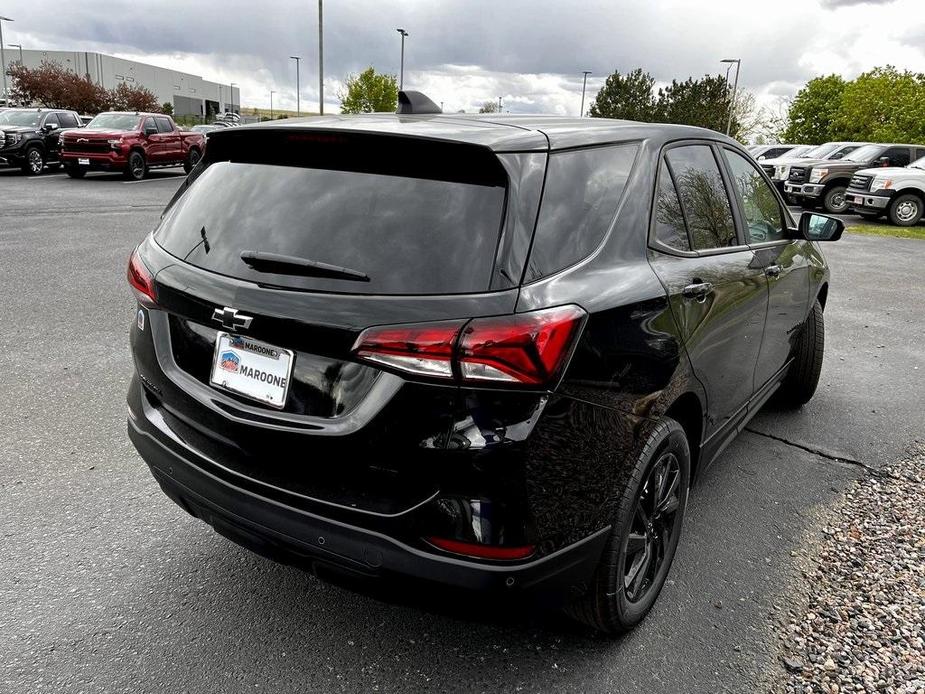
580;70;592;117
396;28;409;89
290;56;301;115
721;58;741;137
0;16;13;106
230;82;238;115
318;0;324;114
270;90;276;120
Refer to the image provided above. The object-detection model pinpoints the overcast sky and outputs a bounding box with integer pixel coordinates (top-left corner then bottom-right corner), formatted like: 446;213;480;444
2;0;923;114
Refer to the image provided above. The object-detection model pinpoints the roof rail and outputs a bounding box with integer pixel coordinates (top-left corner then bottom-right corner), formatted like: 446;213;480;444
396;90;442;115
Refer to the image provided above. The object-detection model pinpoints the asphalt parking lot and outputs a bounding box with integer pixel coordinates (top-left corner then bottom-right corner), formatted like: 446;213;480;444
1;167;922;694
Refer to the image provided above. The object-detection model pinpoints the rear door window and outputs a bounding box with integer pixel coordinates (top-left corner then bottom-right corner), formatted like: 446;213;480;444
527;143;638;279
155;142;508;295
665;145;737;250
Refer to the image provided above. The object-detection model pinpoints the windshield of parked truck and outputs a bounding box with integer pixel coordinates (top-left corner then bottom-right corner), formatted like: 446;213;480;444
85;114;141;131
802;143;839;159
842;145;884;163
0;110;41;127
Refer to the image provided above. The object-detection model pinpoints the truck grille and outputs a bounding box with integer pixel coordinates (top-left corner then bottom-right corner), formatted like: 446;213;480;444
62;140;111;154
788;167;806;183
849;174;872;191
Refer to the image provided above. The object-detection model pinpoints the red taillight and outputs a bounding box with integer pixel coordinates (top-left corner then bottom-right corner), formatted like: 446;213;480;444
353;320;464;379
127;249;156;306
426;536;536;560
351;305;585;387
458;305;586;385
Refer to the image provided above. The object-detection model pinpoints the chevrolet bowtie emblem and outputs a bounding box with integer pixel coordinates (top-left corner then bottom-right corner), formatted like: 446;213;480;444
211;307;253;331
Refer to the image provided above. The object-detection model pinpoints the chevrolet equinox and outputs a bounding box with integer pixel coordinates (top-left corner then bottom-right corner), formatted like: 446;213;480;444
126;92;843;634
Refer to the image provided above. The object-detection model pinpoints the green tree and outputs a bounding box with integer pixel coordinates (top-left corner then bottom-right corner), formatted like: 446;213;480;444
832;66;925;143
161;102;174;115
588;68;657;121
655;74;738;136
338;67;398;114
781;74;847;144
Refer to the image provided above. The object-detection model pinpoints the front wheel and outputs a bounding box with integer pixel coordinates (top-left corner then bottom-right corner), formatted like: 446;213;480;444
775;300;824;408
21;146;45;175
183;147;201;174
566;417;690;634
822;185;849;214
123;151;147;181
887;193;923;227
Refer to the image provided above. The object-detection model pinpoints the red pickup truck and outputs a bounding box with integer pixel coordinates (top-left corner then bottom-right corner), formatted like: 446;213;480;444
60;112;205;180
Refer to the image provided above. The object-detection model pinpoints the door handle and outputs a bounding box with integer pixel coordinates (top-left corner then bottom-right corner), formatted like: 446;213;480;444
765;264;783;278
681;282;714;301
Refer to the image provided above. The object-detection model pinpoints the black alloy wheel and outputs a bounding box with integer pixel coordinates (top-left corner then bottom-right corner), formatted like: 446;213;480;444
23;147;44;175
623;451;683;602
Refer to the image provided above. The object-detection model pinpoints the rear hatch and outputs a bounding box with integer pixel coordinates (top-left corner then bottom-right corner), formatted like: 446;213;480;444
145;128;525;426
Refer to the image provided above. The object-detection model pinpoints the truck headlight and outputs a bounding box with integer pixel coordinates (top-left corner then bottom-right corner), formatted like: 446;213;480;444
6;133;22;145
870;176;893;191
808;168;827;184
108;139;123;150
775;165;789;180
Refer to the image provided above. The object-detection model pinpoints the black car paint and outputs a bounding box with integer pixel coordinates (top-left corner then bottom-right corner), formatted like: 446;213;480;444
127;115;830;599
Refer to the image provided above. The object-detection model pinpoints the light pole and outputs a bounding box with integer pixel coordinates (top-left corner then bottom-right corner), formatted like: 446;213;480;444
0;16;13;106
230;82;238;114
580;70;592;117
318;0;324;114
290;56;301;115
498;96;502;112
270;90;276;120
396;28;409;89
721;58;741;136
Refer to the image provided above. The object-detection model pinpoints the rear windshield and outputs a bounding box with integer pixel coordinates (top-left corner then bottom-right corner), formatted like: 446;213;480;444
155;153;507;295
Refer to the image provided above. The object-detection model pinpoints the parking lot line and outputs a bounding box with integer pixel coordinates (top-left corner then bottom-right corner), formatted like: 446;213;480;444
123;176;185;184
27;173;68;180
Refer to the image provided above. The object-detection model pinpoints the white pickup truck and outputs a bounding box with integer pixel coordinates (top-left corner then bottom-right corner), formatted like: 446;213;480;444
845;156;925;226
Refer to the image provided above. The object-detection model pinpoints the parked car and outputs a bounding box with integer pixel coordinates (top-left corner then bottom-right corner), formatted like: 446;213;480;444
60;111;205;180
751;143;806;161
0;108;82;174
785;142;925;214
845;155;925;226
761;142;868;202
126;101;843;635
191;124;223;136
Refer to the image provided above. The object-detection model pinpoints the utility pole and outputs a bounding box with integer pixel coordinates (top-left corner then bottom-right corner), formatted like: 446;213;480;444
0;16;13;106
580;70;591;117
318;0;324;114
396;29;409;89
270;90;276;120
498;96;502;112
721;58;741;136
290;56;301;115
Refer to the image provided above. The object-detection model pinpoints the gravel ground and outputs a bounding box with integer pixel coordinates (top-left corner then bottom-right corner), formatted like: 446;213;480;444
780;444;925;693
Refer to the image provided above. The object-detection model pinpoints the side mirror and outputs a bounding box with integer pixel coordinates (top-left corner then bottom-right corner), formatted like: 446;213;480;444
798;212;844;242
878;157;891;167
43;122;59;132
144;126;158;136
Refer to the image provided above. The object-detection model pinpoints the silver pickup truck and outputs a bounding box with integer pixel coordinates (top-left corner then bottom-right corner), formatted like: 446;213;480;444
845;156;925;226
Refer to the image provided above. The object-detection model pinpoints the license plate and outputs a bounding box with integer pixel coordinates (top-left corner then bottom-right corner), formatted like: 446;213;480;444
209;332;294;409
851;195;864;204
77;158;90;166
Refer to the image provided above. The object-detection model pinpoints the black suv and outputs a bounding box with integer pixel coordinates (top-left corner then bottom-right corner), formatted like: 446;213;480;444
126;96;843;634
0;108;82;174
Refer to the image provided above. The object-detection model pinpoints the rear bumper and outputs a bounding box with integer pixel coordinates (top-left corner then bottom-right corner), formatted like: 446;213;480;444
126;381;609;599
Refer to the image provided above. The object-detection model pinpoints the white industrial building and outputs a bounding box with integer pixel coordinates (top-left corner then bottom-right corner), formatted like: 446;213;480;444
1;48;240;117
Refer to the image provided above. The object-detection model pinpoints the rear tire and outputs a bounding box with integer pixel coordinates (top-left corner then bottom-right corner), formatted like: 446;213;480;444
822;185;849;214
775;300;824;408
124;151;147;181
887;193;923;227
21;146;45;175
565;417;690;635
65;165;86;179
183;147;201;174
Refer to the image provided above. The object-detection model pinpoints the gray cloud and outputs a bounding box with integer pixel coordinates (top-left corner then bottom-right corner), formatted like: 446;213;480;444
820;0;896;7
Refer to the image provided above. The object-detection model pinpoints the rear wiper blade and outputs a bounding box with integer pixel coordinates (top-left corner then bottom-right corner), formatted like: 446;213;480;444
240;250;370;282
